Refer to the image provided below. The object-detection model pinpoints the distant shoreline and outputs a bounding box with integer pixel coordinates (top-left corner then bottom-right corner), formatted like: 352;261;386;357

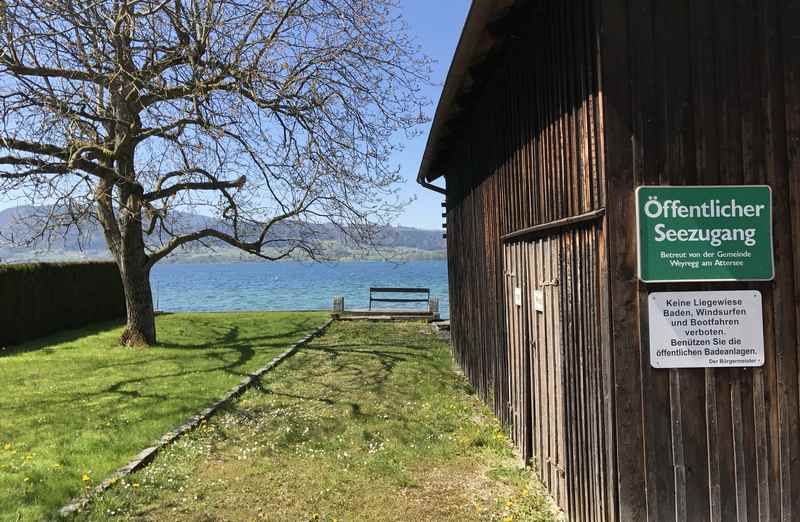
0;249;447;265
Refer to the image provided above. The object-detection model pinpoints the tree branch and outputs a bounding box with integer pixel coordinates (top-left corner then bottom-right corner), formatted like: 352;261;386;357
0;56;108;85
0;138;116;178
134;118;206;143
143;175;245;202
146;227;295;267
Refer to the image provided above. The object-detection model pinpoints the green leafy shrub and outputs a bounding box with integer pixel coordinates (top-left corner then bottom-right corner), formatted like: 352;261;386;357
0;262;125;347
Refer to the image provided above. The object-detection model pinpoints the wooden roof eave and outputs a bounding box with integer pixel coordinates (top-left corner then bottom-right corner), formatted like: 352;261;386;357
416;0;519;184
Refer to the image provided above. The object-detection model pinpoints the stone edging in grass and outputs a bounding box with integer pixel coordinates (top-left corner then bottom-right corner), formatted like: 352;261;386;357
58;316;335;518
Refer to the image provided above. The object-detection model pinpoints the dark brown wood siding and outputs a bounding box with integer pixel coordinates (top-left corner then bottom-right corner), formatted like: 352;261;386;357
439;0;799;520
442;1;611;520
500;224;612;521
599;0;800;520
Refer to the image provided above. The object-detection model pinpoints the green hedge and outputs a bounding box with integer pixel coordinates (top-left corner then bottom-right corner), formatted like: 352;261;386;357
0;261;126;347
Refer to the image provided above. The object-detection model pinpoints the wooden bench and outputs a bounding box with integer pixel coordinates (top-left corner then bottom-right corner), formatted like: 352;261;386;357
369;287;430;311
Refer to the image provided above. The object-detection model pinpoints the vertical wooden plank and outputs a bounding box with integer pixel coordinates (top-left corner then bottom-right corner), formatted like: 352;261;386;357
730;377;750;522
523;239;533;462
514;241;522;449
562;0;580;217
522;239;534;463
660;0;716;516
670;370;688;521
753;370;772;521
591;224;612;522
503;243;515;449
534;237;547;487
689;0;721;185
592;1;617;519
560;230;577;519
705;368;725;522
553;235;568;510
768;1;800;521
597;0;647;519
632;0;679;519
517;241;526;452
546;235;556;496
575;228;591;522
781;10;800;513
545;236;558;501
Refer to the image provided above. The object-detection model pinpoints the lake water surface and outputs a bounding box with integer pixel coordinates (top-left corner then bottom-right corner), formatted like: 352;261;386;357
151;260;449;318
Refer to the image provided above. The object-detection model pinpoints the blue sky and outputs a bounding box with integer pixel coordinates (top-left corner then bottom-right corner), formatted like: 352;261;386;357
0;1;471;231
393;1;471;230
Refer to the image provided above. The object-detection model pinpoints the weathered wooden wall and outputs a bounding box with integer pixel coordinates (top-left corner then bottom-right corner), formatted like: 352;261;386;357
440;0;800;520
442;1;613;520
599;0;800;520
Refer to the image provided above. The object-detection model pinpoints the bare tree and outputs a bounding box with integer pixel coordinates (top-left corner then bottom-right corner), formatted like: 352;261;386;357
0;0;430;345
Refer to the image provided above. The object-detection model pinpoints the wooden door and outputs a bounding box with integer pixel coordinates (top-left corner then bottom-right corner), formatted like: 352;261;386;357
527;236;568;512
502;241;531;460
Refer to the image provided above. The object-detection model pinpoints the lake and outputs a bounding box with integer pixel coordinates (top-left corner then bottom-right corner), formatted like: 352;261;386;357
151;259;449;318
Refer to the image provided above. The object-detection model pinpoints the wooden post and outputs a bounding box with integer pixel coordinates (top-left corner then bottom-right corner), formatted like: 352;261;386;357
332;296;344;316
428;296;440;321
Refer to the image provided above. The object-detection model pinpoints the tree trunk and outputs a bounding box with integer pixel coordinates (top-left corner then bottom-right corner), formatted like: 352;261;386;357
99;92;158;346
116;188;157;346
118;256;156;346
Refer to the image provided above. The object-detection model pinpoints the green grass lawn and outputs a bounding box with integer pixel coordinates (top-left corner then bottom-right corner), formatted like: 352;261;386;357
0;311;328;521
80;321;558;522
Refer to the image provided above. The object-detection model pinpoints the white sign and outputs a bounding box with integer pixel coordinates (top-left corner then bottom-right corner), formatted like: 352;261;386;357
648;290;764;368
514;287;522;307
533;289;544;312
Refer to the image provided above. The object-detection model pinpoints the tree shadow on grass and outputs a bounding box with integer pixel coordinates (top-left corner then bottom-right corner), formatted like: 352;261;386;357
0;311;186;359
242;333;457;444
0;319;126;358
299;340;450;391
84;319;318;374
0;321;322;421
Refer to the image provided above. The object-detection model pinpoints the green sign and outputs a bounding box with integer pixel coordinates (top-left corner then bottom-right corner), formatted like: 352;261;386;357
636;186;774;282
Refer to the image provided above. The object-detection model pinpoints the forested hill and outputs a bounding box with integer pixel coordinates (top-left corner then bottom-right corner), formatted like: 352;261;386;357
0;206;445;263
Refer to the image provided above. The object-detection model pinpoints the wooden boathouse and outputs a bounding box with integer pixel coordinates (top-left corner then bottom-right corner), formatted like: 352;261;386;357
418;1;800;521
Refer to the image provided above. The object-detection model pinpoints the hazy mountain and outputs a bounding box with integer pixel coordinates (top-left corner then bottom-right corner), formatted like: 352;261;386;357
0;205;446;263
